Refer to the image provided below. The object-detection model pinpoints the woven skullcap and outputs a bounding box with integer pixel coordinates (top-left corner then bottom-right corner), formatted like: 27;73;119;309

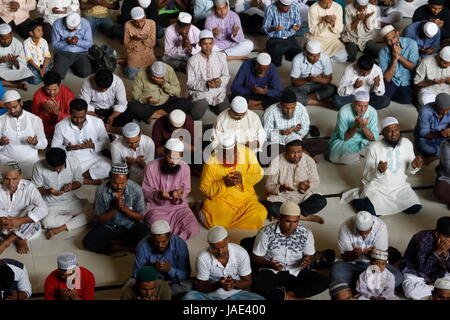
354;90;370;102
381;25;395;37
111;163;129;175
434;277;450;290
3;90;21;103
57;252;77;270
1;161;21;174
136;266;157;282
439;46;450;62
423;22;439;38
284;133;303;145
165;138;184;152
0;23;12;35
436;93;450;110
231;96;248;113
329;281;350;295
280;0;293;5
138;0;151;9
207;226;228;243
280;202;301;216
178;12;192;24
131;7;145;20
150;220;171;235
370;249;389;261
169;109;186;128
199;29;214;40
122;122;141;138
306;39;321;54
216;131;236;150
256;52;271;66
356;0;369;5
381;116;399;129
151;61;167;78
66;12;81;28
214;0;227;5
355;211;374;231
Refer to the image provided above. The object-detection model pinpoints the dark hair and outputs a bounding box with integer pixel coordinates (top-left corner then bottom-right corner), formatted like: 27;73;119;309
164;147;184;156
286;139;304;149
357;55;374;71
94;69;114;89
0;265;14;291
28;20;43;34
176;20;189;27
69;98;88;112
43;71;62;86
436;216;450;236
45;147;67;168
429;0;445;6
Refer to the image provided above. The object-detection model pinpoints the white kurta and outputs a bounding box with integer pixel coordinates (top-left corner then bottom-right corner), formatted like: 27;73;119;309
111;134;155;184
0;111;47;179
37;0;80;25
341;3;379;51
0;38;34;81
51;116;111;180
396;0;427;18
338;63;385;96
211;108;266;151
341;138;421;216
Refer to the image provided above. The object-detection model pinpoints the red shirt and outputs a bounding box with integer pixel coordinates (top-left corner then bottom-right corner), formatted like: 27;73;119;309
44;266;96;300
31;85;74;138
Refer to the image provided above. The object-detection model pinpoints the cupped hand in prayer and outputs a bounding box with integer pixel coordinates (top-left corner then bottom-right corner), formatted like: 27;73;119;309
412;156;423;169
232;26;240;37
49;188;65;196
279;184;294;192
52;7;68;14
269;257;284;271
354;78;363;89
299;255;313;269
441;128;450;138
81;138;95;149
160;190;174;200
352;243;363;256
292;24;300;31
373;75;381;88
0;136;10;146
8;1;20;12
298;180;310;192
171;189;184;200
220;276;235;291
212;27;220;38
377;160;388;174
27;135;38;146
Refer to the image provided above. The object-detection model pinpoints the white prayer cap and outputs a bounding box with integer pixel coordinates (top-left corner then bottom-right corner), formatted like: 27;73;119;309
207;226;228;243
306;40;321;54
356;0;369;5
0;161;21;174
231;96;248;113
165;138;184;152
381;25;395;37
423;22;439;38
66;12;81;28
0;23;12;35
169;109;187;128
354;90;370;102
138;0;151;9
280;202;301;216
214;0;227;6
150;220;171;235
199;29;214;40
57;252;77;270
178;12;192;24
256;52;271;66
217;131;236;150
3;90;21;103
370;249;389;261
122;122;141;138
285;133;303;145
151;61;167;78
439;46;450;62
355;211;374;231
381;116;399;129
131;7;145;20
280;0;293;5
434;277;450;290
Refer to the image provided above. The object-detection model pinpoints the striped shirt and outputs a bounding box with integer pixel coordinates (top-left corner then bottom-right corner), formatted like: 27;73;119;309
262;2;301;39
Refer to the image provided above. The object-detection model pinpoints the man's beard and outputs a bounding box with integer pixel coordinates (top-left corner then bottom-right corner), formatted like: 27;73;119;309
160;159;181;175
282;113;293;120
384;134;402;148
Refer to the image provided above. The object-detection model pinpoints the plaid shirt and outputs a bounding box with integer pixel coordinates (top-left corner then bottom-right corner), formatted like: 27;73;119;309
262;2;301;39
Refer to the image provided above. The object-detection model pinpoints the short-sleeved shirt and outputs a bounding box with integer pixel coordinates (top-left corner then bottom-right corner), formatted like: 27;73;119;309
23;37;51;66
196;243;252;299
80;0;118;18
290;52;333;79
0;259;32;299
253;222;315;277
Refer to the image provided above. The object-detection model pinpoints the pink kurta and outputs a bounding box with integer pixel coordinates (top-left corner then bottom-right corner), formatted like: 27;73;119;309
142;159;200;240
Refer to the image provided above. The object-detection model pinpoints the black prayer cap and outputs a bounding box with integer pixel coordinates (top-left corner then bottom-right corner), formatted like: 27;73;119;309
280;89;297;103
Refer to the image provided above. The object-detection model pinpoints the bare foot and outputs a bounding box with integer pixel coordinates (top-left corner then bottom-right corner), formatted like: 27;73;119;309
46;225;68;240
301;214;325;224
15;239;30;254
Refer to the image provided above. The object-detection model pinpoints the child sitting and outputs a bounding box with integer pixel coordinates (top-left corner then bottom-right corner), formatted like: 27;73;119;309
23;21;51;85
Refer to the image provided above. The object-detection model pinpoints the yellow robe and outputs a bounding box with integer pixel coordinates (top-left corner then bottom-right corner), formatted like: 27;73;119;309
199;146;267;230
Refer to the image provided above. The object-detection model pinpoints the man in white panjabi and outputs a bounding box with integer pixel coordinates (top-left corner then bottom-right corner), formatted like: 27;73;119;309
111;122;155;184
37;0;80;41
0;90;47;179
51;98;111;185
341;117;424;216
0;161;48;255
211;96;266;152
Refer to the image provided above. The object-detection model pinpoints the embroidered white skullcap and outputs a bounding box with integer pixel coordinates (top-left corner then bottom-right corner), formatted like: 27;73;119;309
214;0;227;5
381;116;399;129
355;211;374;231
131;7;145;20
0;161;21;174
439;46;450;62
434;277;450;290
306;40;321;54
66;12;81;28
423;22;439;38
356;0;369;5
169;109;187;128
138;0;151;9
57;252;77;270
207;226;228;243
199;29;214;40
178;12;192;24
3;90;21;103
354;90;370;102
216;131;236;150
231;96;248;113
0;23;12;35
280;0;293;5
256;52;271;66
381;25;395;37
151;61;166;78
150;220;171;235
284;133;303;145
280;201;301;216
122;122;141;138
370;249;389;261
165;138;184;152
111;163;129;175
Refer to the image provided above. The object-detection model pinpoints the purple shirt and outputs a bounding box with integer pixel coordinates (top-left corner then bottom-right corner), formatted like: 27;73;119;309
164;23;201;58
205;10;244;50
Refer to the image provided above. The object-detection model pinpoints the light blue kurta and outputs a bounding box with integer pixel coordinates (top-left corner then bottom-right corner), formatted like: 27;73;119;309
328;104;379;159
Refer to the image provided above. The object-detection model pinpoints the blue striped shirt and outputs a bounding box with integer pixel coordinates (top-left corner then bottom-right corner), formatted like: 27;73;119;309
262;2;302;39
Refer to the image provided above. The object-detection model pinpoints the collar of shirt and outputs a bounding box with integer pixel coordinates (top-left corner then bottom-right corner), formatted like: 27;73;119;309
209;243;237;270
69;117;89;131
